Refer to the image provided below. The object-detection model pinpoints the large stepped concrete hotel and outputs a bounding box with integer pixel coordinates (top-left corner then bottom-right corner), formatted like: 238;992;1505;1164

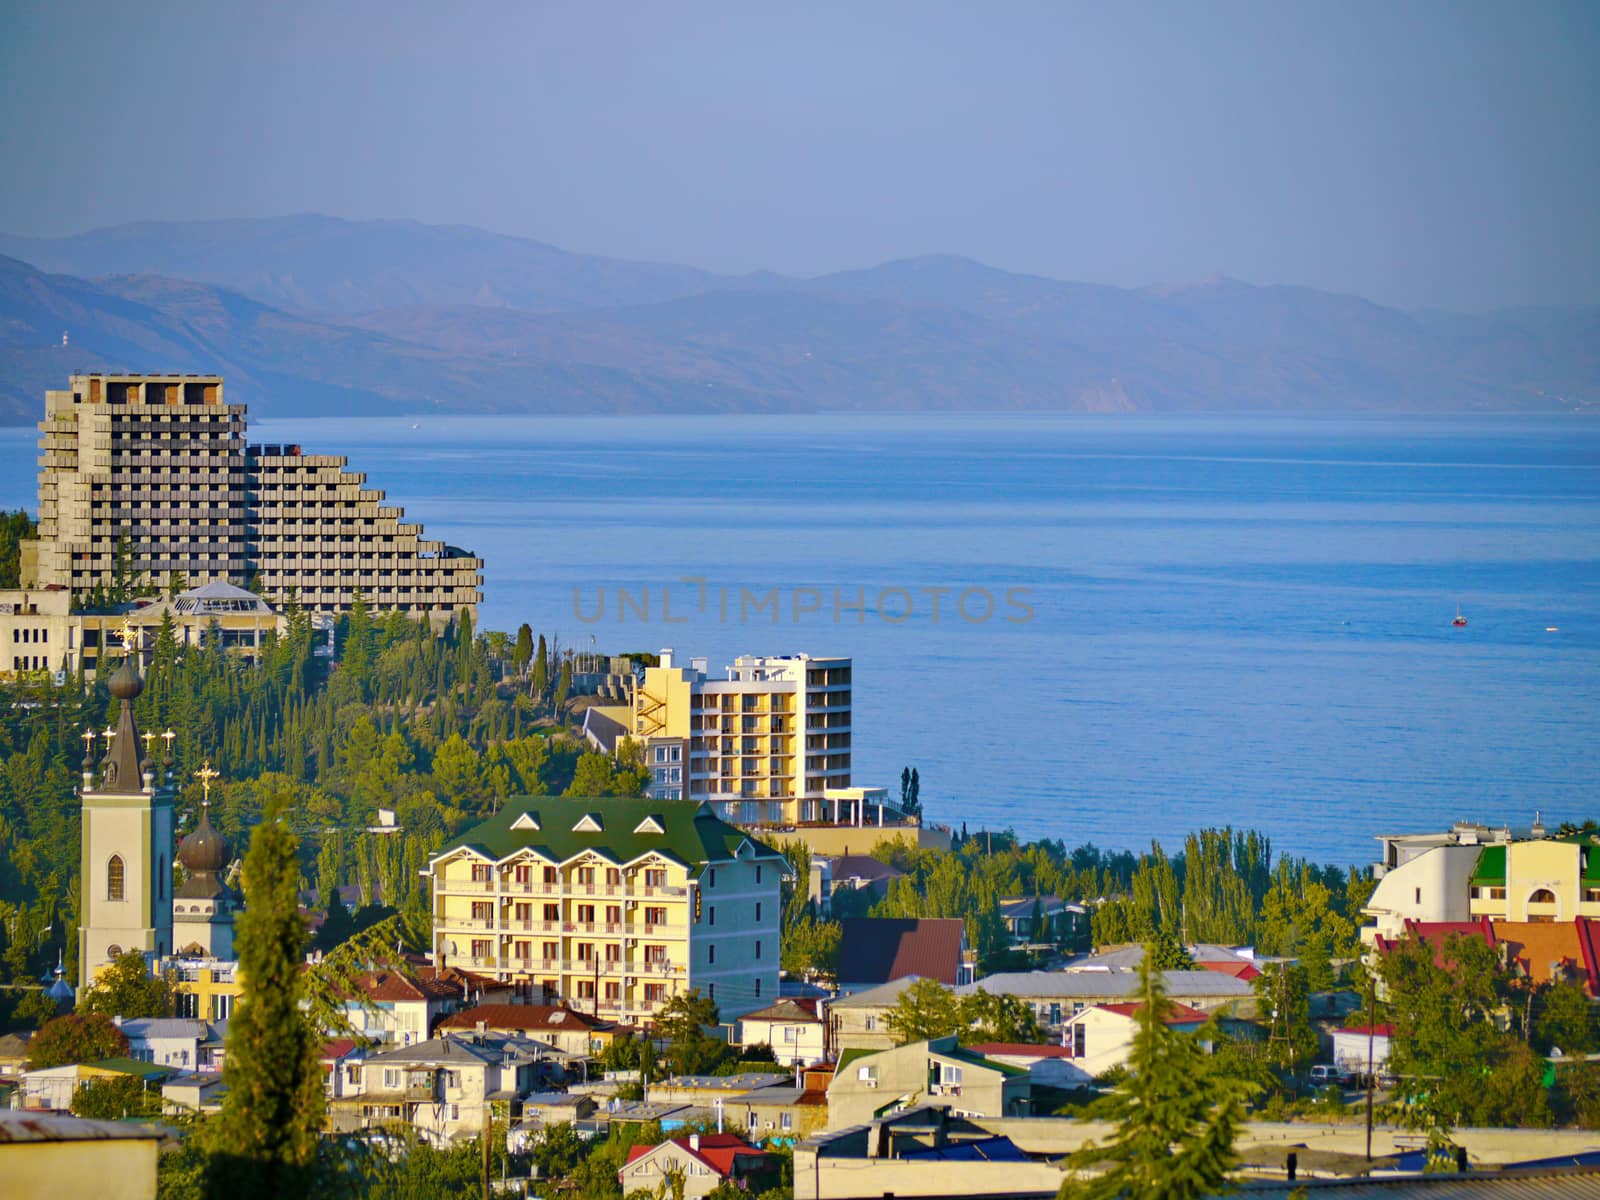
19;372;481;628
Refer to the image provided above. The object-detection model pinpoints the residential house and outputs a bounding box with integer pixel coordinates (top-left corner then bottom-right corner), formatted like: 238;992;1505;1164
828;855;904;901
955;970;1254;1033
836;918;970;992
794;1106;1065;1200
997;898;1089;953
425;798;786;1022
1373;917;1600;995
161;1071;228;1116
22;1057;178;1113
0;1031;33;1084
326;1032;548;1145
506;1092;598;1153
436;1003;618;1058
739;998;827;1067
118;1017;220;1072
620;1132;776;1200
827;1036;1030;1128
1330;1024;1394;1077
829;977;925;1054
963;1043;1082;1089
647;1072;792;1108
343;969;464;1046
1058;1002;1210;1082
722;1066;832;1143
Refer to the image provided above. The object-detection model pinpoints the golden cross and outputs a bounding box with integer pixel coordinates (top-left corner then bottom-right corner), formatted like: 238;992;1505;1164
194;760;220;806
117;619;139;655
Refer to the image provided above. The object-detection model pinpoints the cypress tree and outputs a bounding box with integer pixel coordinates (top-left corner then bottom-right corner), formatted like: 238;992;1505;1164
1059;949;1252;1200
207;796;325;1198
531;634;549;700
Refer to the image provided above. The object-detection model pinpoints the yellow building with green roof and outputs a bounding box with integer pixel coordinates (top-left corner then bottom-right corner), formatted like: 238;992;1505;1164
1468;832;1600;923
425;798;786;1023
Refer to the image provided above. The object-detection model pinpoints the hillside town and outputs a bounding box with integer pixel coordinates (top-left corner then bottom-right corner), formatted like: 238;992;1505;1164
2;376;1598;1198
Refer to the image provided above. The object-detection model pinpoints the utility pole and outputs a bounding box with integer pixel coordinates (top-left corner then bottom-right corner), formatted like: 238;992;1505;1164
482;1097;492;1200
1365;972;1377;1162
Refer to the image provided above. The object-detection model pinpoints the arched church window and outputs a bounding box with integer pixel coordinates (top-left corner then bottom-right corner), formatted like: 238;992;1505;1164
107;854;125;901
1530;888;1557;904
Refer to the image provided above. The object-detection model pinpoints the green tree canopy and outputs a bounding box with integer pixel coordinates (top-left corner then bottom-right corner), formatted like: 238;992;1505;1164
78;949;174;1020
655;988;727;1076
28;1012;129;1068
206;796;327;1198
1059;949;1253;1200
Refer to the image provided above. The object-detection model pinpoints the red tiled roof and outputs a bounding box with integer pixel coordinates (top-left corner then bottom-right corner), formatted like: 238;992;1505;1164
436;1004;609;1034
1491;921;1595;995
837;918;965;986
1333;1024;1395;1038
1197;960;1262;981
966;1042;1075;1060
320;1038;359;1061
624;1134;769;1179
1092;1001;1210;1025
357;970;462;1004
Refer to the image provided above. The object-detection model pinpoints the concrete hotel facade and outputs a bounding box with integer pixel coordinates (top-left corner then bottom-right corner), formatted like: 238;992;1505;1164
631;651;858;826
426;799;785;1023
23;373;480;626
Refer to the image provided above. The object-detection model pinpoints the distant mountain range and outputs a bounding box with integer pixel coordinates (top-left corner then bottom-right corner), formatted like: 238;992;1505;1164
0;214;1593;424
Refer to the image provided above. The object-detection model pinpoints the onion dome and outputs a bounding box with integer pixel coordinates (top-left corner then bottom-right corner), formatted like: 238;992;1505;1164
108;654;144;701
178;807;231;875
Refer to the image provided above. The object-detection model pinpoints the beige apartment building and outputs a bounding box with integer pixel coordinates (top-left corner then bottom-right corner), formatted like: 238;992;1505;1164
426;798;786;1023
20;373;480;627
0;581;283;681
624;651;878;826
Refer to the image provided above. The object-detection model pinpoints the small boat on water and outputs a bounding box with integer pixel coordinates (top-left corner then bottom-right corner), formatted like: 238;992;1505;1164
1452;604;1468;628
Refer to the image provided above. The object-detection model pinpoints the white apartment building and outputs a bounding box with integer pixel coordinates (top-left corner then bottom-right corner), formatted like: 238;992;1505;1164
21;373;480;626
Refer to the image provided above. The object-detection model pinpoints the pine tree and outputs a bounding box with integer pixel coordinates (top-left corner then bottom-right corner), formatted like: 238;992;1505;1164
531;634;549;700
1059;950;1252;1200
207;796;326;1198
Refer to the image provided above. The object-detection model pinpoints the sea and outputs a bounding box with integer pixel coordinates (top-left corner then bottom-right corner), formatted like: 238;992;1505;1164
2;412;1596;869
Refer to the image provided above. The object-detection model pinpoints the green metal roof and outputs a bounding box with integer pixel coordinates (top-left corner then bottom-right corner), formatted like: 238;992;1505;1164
1469;845;1506;885
439;797;787;876
84;1057;179;1080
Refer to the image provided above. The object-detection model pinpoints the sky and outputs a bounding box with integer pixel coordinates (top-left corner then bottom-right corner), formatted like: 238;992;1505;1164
0;1;1596;311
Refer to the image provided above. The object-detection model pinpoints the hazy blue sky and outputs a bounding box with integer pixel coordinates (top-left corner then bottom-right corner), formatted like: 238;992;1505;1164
1;1;1595;310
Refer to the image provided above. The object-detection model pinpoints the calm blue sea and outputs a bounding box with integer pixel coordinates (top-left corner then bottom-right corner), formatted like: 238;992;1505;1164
3;413;1596;868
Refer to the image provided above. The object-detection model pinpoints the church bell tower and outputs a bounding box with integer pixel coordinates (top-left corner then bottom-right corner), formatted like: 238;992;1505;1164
78;632;175;990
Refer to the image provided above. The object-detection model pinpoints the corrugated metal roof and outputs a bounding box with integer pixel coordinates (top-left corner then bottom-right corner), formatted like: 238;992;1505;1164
1233;1167;1600;1198
0;1109;163;1144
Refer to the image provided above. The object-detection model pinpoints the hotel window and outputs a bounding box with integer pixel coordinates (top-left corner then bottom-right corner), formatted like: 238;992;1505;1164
755;865;762;885
471;902;492;921
755;902;762;922
709;945;716;965
755;940;762;960
707;869;716;888
514;864;532;886
471;863;491;884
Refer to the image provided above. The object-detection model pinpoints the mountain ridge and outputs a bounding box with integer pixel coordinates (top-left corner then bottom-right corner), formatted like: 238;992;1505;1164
0;217;1593;423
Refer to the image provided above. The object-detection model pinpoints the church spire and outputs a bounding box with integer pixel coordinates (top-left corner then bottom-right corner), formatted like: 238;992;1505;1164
98;621;149;793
